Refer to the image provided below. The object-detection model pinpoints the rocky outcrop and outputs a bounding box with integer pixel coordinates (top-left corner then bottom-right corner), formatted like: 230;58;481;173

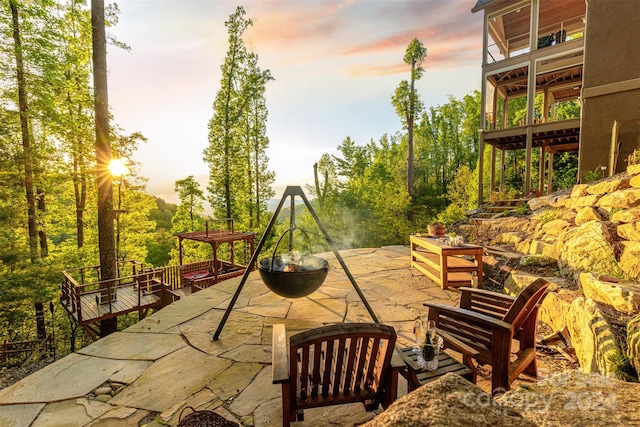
619;241;640;281
363;373;535;427
574;206;603;226
472;163;640;380
580;272;640;314
628;314;640;375
566;297;626;378
556;220;619;277
498;370;640;426
502;272;576;334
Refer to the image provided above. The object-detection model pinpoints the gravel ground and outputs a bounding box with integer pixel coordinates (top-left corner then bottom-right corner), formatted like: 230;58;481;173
0;358;56;390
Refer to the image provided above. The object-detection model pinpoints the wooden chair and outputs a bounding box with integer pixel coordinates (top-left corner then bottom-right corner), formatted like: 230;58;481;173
272;323;403;427
423;277;550;395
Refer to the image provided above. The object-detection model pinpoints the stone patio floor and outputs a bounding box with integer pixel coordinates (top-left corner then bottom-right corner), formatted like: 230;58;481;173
0;246;541;426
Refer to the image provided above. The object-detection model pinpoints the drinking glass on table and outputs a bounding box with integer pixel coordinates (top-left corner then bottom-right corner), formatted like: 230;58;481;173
412;318;424;353
426;320;437;341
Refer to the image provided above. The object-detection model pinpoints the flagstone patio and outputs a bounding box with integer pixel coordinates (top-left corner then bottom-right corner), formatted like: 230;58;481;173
0;246;531;426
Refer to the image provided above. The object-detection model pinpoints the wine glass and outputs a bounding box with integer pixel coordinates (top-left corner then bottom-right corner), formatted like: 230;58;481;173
426;320;437;342
412;318;424;353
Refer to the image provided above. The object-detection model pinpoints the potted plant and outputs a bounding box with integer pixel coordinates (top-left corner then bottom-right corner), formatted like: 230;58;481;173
427;223;446;237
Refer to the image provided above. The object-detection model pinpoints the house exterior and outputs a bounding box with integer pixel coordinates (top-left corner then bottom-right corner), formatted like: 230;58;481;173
472;0;640;203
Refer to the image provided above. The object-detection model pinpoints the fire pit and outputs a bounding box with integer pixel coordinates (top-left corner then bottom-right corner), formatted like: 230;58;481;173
258;254;329;298
212;186;379;342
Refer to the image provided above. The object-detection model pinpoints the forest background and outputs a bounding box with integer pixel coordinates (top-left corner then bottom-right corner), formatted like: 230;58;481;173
0;2;579;364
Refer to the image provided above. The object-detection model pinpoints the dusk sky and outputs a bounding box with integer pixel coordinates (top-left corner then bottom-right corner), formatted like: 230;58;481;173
107;0;484;204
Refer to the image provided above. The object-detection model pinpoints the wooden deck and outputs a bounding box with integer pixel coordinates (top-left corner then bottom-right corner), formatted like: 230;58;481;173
61;259;251;340
71;284;162;324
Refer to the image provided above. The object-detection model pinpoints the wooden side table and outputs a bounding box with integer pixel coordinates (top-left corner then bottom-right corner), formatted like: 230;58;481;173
410;235;483;290
397;347;476;392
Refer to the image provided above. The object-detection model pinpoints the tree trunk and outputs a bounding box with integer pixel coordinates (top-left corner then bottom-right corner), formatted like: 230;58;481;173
35;302;46;340
37;187;48;257
92;0;117;337
10;0;39;263
73;156;87;248
313;163;322;207
406;59;416;199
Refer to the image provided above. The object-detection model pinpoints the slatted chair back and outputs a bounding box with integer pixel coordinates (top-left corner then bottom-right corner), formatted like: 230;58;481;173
459;288;514;319
273;323;398;426
501;278;549;327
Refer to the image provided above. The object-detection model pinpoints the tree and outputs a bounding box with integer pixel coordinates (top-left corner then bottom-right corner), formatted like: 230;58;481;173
204;6;273;225
391;38;426;199
8;0;39;262
238;52;274;230
91;0;117;336
56;0;95;250
174;176;205;231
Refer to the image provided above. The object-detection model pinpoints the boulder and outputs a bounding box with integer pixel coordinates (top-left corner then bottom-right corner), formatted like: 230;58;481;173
498;370;640;426
551;194;571;208
619;241;640;281
596;188;640;209
514;240;531;254
362;373;534;427
617;222;640;241
528;240;557;259
535;218;572;239
570;184;589;198
556;221;618;276
570;194;602;208
498;232;524;245
627;314;640;375
538;289;576;332
628;163;640;176
580;272;640;315
586;177;630;195
503;272;569;296
611;206;640;223
527;196;553;211
575;206;603;226
566;297;626;377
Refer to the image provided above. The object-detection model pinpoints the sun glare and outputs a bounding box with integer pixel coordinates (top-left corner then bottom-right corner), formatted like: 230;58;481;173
109;158;128;177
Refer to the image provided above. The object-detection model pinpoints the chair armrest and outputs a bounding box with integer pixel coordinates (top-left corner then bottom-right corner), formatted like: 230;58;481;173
423;302;513;333
437;329;480;358
391;347;405;369
272;323;289;384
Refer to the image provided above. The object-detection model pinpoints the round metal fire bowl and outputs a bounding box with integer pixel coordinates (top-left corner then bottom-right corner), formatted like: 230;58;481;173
258;255;329;298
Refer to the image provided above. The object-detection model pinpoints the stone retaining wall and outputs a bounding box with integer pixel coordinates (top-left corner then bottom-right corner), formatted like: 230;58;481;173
473;163;640;380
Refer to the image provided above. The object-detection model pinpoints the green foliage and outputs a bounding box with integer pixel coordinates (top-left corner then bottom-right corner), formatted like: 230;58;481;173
537;209;560;225
204;6;274;229
149;197;177;230
0;1;163;356
582;167;604;183
435;165;477;226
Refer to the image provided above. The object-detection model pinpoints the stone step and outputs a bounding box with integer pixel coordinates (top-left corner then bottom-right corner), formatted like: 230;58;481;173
473;212;500;219
485;205;513;213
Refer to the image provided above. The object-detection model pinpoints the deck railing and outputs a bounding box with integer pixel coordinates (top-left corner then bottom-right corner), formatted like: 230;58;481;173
1;335;53;366
61;259;249;325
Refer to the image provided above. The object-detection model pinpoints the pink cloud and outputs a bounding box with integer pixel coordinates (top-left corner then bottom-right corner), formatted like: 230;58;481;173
245;0;482;73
